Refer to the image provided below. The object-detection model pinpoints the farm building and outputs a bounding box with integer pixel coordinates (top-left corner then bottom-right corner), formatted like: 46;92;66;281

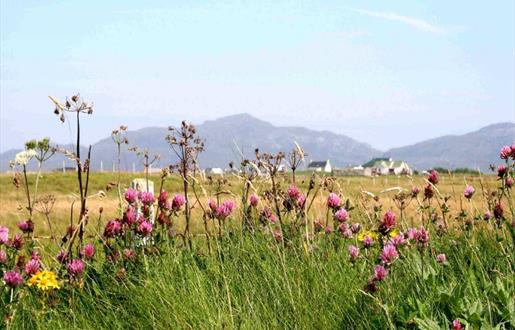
307;160;332;173
205;167;224;175
363;158;412;176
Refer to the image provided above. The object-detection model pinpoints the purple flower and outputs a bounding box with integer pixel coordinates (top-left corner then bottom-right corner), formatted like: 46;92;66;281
287;185;300;200
208;199;217;212
56;249;69;264
500;145;511;159
484;211;491;221
351;223;361;234
334;209;349;223
171;194;186;211
380;244;399;264
123;207;138;225
137;221;153;236
68;259;85;277
406;228;418;240
428;170;439;185
494;202;504;219
123;249;136;261
506;177;514;188
327;193;341;209
249;194;259;207
498;165;507;178
411;186;420;197
0;226;8;245
11;234;24;250
452;320;464;330
389;234;406;247
424;184;434;199
416;227;429;246
158;190;169;208
215;200;235;220
313;219;324;232
463;185;475;199
124;188;138;204
0;250;6;264
380;211;396;232
3;271;24;288
374;265;388;281
436;253;446;264
104;220;122;238
25;258;40;275
17;219;34;233
348;245;359;261
139;191;155;205
297;194;306;208
83;243;95;260
273;230;283;242
363;235;374;249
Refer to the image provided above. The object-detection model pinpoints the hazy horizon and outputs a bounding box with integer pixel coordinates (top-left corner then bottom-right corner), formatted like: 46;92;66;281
1;1;514;152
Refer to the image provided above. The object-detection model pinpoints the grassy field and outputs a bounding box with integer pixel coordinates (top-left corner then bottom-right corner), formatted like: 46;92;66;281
1;170;514;329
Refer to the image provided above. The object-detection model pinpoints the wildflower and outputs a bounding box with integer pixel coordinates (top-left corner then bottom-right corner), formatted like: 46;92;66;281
428;170;439;185
416;227;429;246
327;193;341;209
139;191;155;205
436;253;446;264
380;211;396;233
287;185;300;199
0;226;8;245
249;194;259;207
314;219;324;232
14;149;37;166
3;270;24;288
25;258;40;276
411;186;420;197
28;271;60;290
137;220;153;236
500;145;511;159
171;194;186;211
334;209;349;223
497;165;507;178
208;199;217;212
494;202;503;219
325;226;333;234
11;234;24;250
406;228;418;240
124;188;138;204
273;230;283;242
484;211;491;221
363;235;374;248
389;233;406;247
67;259;85;277
374;265;388;281
17;219;34;233
348;245;359;261
56;249;69;264
452;319;464;330
297;194;306;208
123;206;137;225
0;250;7;264
83;243;95;260
215;200;235;220
463;185;475;199
158;190;168;208
351;223;361;234
123;249;136;261
66;225;76;237
104;219;122;238
506;177;514;188
512;143;515;158
424;184;434;199
380;244;399;264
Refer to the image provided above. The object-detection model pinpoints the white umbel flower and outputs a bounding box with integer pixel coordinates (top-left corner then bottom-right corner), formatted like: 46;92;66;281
14;149;37;166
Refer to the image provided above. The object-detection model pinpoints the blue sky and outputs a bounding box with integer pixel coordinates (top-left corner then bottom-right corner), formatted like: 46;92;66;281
1;0;514;152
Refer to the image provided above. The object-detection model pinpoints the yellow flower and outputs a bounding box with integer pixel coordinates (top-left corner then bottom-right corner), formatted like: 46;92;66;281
28;271;60;290
358;230;378;242
388;229;399;238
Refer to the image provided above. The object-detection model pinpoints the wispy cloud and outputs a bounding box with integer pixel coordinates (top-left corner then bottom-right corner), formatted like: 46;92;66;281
352;8;465;34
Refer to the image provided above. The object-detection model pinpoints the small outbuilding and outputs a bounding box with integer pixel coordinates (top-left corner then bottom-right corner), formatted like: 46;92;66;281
307;160;332;173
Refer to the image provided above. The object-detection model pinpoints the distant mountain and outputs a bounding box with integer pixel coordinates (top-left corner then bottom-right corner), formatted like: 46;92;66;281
384;122;515;171
0;114;380;171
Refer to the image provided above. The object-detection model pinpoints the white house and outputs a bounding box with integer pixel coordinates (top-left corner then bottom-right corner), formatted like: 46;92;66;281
363;158;412;176
205;167;224;175
307;160;332;173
